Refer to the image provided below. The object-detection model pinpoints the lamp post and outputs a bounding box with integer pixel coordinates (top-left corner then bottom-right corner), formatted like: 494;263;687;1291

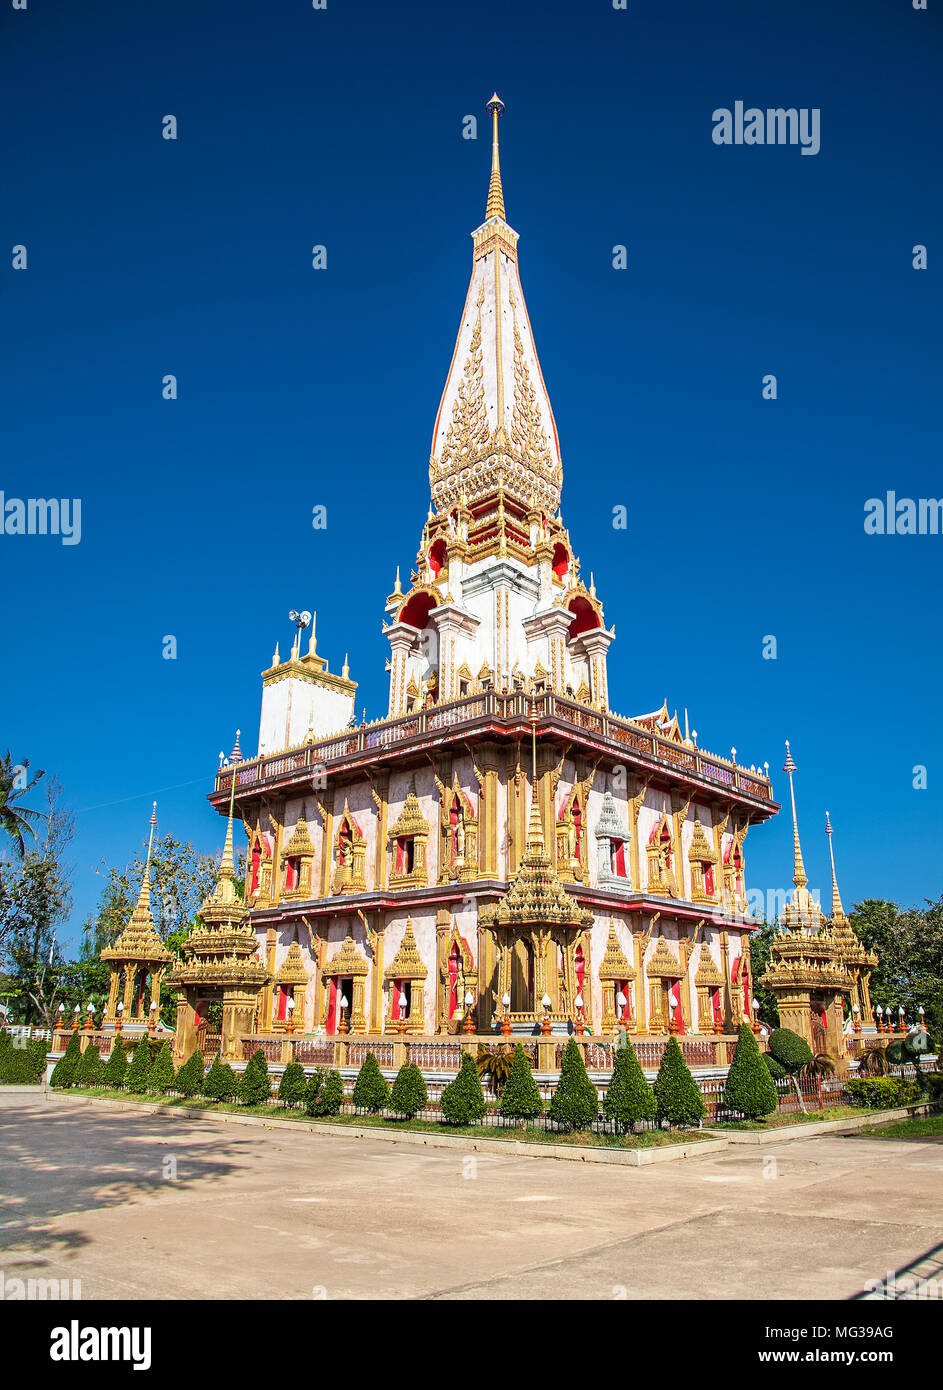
56;1002;65;1036
751;997;762;1035
339;994;349;1036
919;1005;927;1033
501;991;512;1038
115;1001;124;1034
72;1005;80;1033
540;992;553;1037
876;1005;884;1034
85;1003;95;1032
615;990;628;1037
148;1001;158;1036
852;1002;861;1034
396;990;409;1036
574;992;585;1037
462;989;476;1035
897;1005;906;1034
286;996;296;1035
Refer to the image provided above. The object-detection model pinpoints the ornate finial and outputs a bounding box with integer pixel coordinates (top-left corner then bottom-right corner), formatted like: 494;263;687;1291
308;612;317;657
342;653;349;680
273;641;280;666
783;741;807;889
825;812;846;920
135;803;158;915
485;92;506;222
394;566;402;595
230;729;242;765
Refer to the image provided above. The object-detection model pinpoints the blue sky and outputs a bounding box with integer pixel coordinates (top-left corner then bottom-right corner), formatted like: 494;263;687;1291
2;0;940;949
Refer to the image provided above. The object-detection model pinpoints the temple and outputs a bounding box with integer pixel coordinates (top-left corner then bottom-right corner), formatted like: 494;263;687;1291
161;95;791;1063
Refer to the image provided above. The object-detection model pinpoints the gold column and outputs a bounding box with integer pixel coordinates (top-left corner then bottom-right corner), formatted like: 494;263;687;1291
319;789;335;898
633;919;649;1034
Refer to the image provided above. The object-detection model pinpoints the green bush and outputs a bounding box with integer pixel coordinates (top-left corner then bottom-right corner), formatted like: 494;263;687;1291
603;1039;656;1131
439;1053;487;1125
768;1028;814;1073
204;1056;239;1102
351;1051;390;1113
884;1040;905;1066
278;1061;307;1108
724;1025;778;1120
653;1035;705;1127
102;1035;128;1088
923;1072;943;1103
125;1038;152;1094
498;1043;543;1121
389;1063;428;1119
75;1041;103;1088
50;1032;83;1089
305;1069;345;1116
549;1039;598;1132
0;1036;48;1084
174;1051;205;1098
763;1053;788;1081
149;1042;176;1095
1;1044;46;1084
846;1077;919;1109
238;1048;272;1106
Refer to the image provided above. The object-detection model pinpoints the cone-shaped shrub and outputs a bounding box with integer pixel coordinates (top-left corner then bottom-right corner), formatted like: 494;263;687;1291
389;1062;427;1118
653;1035;705;1126
102;1034;128;1089
603;1039;656;1131
50;1031;82;1088
278;1061;307;1108
498;1043;543;1120
549;1038;599;1132
723;1024;778;1119
149;1041;176;1095
75;1041;103;1088
305;1069;344;1116
439;1052;487;1125
204;1056;239;1102
174;1051;205;1098
125;1038;152;1094
351;1051;390;1112
238;1048;272;1106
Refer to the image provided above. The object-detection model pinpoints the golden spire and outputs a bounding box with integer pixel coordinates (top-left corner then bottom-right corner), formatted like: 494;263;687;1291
526;708;544;850
825;812;846;920
485;93;506;222
783;740;807;889
135;802;158;914
218;769;237;888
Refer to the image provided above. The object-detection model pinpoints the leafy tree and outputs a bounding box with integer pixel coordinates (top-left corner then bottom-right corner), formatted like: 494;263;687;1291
238;1048;272;1106
278;1061;307;1108
745;919;782;1027
768;1027;813;1113
126;1037;153;1094
653;1035;705;1126
549;1039;598;1132
75;1040;103;1088
174;1051;205;1097
0;751;45;859
102;1034;128;1088
305;1068;344;1116
763;1052;787;1081
439;1052;487;1125
850;897;943;1038
723;1024;778;1120
351;1051;390;1112
497;1043;543;1121
603;1039;656;1131
389;1062;427;1118
149;1041;176;1094
50;1030;82;1088
204;1056;239;1102
0;1033;48;1084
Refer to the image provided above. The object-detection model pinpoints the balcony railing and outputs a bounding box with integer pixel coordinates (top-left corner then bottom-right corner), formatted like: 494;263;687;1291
215;691;773;804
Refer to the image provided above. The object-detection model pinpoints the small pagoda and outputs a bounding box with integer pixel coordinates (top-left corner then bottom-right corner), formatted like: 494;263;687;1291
101;804;173;1030
167;787;271;1061
761;745;862;1063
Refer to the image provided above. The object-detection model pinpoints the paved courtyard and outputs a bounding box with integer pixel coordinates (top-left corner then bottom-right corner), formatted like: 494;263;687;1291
1;1092;941;1300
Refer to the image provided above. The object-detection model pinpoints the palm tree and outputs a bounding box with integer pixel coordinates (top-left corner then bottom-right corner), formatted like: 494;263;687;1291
0;752;46;858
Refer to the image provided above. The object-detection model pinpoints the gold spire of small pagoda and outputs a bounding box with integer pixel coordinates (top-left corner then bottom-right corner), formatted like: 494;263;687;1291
134;802;157;915
485;92;506;222
825;812;846;920
783;740;807;889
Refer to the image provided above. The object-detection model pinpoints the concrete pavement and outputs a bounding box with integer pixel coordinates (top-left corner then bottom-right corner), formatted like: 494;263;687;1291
1;1092;941;1300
